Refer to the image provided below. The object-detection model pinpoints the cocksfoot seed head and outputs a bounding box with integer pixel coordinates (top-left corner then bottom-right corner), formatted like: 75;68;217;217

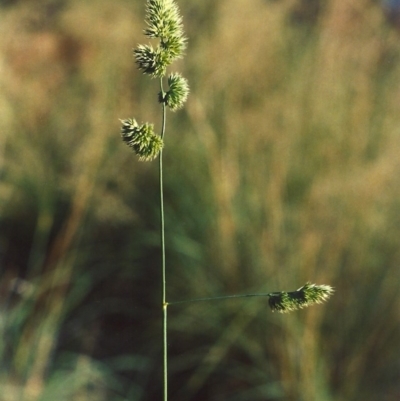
135;0;187;78
145;0;186;43
134;44;170;78
159;73;189;111
120;118;163;161
268;282;334;313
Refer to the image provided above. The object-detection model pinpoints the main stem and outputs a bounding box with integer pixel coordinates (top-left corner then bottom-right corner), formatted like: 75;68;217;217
159;78;168;401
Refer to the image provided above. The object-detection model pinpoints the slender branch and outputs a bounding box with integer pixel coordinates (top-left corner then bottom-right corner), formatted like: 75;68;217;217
168;293;273;306
168;283;334;313
159;77;168;401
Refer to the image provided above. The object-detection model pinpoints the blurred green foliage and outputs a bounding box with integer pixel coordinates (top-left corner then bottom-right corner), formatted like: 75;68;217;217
0;0;399;400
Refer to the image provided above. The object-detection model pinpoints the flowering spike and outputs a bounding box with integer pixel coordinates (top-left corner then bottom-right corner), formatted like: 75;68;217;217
268;282;334;313
120;118;163;161
121;0;188;157
134;44;169;78
160;73;189;111
134;0;187;78
145;0;186;44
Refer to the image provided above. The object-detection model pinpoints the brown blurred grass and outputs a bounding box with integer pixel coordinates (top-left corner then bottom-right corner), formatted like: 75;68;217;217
0;0;400;400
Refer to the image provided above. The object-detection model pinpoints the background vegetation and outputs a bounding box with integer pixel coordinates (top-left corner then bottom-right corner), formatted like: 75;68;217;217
0;0;399;400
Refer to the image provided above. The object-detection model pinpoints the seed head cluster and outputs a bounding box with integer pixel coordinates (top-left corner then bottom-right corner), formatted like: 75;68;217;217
120;0;189;161
268;282;334;313
120;118;163;161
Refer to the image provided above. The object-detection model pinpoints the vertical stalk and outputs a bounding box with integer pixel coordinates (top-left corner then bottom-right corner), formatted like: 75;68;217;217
159;78;168;401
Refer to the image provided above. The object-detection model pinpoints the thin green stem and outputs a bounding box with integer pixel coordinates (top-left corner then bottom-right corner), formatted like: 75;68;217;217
168;293;273;306
159;77;168;401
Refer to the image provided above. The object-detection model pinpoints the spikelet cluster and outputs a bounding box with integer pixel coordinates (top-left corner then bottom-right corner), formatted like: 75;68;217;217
120;0;189;161
159;73;189;111
268;282;334;313
120;118;163;161
135;0;187;79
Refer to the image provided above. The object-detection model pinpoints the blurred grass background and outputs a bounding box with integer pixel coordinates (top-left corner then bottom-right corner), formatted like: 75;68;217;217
0;0;400;400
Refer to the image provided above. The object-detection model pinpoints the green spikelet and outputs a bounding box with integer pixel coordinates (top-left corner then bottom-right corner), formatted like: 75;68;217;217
268;282;334;313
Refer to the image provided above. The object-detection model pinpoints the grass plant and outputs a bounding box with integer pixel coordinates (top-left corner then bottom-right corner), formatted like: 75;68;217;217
0;0;400;400
120;1;189;399
121;1;333;400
